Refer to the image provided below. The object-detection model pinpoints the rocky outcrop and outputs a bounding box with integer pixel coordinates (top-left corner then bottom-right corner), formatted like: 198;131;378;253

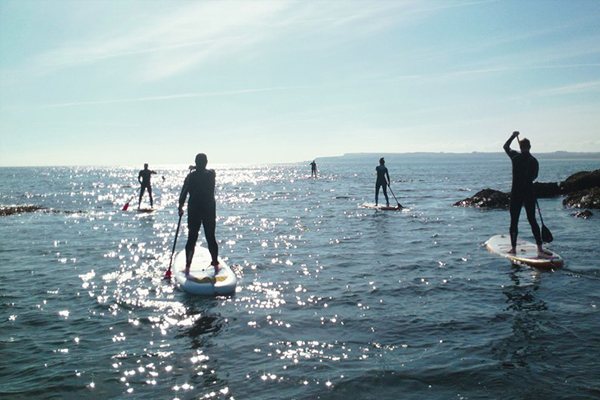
0;205;47;216
0;205;84;216
533;182;561;198
563;187;600;209
560;169;600;194
454;189;510;209
560;169;600;209
572;210;593;219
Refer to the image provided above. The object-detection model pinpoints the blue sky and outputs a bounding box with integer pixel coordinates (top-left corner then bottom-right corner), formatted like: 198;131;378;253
1;0;599;166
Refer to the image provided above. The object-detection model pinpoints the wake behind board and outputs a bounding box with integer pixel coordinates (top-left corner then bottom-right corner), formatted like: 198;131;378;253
361;202;402;211
173;245;237;295
486;234;563;269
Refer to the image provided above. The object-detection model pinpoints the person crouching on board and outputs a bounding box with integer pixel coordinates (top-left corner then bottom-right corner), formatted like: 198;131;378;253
375;157;390;206
178;153;219;276
503;131;551;257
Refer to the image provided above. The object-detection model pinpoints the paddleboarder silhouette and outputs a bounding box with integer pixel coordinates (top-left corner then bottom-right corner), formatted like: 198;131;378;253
310;160;318;177
503;131;551;257
138;163;157;209
178;153;219;276
375;157;390;206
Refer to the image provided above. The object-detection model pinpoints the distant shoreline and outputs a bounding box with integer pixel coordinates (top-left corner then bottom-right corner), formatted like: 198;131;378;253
316;151;600;162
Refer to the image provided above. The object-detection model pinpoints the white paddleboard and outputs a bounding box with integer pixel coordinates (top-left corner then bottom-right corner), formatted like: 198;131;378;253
485;234;563;269
361;202;402;211
174;245;237;295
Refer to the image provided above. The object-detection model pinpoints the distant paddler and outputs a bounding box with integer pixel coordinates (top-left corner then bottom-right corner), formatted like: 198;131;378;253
138;163;157;209
375;157;390;207
178;153;219;276
310;160;318;178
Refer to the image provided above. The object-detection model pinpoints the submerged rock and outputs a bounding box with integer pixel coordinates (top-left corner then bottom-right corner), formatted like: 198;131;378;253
454;188;510;209
0;205;48;216
0;205;85;216
560;169;600;194
563;187;600;209
572;210;593;219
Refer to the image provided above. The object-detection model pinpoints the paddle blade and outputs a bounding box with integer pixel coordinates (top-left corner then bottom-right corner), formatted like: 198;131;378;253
542;224;553;243
164;268;172;280
122;202;130;211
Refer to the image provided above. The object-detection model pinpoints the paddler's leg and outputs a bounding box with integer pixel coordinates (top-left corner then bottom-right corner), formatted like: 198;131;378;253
375;182;380;205
185;210;201;275
138;186;145;209
148;186;153;208
508;193;523;254
203;216;219;274
524;196;552;256
382;185;389;207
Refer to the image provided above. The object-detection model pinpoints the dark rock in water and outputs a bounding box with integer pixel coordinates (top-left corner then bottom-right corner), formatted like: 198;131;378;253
572;210;593;219
563;187;600;209
560;169;600;194
0;205;84;216
0;205;48;216
533;182;561;198
454;188;510;209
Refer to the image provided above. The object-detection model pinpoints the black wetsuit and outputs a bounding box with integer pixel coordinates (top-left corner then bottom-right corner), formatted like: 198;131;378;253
138;168;156;206
375;164;390;205
504;138;542;248
178;168;218;265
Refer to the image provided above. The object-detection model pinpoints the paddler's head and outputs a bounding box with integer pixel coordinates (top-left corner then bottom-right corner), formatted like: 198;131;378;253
519;138;531;153
195;153;208;169
379;157;385;165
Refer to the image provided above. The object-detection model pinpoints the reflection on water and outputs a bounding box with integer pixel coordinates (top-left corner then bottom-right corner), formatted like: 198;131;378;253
1;158;599;399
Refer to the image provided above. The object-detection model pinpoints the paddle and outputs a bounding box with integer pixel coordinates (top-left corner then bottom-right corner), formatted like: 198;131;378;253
122;187;140;211
536;200;553;243
164;213;183;280
387;182;402;209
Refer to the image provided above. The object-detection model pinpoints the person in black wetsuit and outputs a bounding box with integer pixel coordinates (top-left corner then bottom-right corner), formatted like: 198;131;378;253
310;160;317;178
503;131;551;256
138;163;157;209
178;153;219;275
375;157;390;206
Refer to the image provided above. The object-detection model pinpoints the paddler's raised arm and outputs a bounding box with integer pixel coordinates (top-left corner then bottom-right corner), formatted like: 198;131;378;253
504;131;519;156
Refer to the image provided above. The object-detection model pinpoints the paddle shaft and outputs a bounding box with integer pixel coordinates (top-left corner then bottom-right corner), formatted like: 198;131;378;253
387;182;401;207
165;213;183;279
122;187;141;211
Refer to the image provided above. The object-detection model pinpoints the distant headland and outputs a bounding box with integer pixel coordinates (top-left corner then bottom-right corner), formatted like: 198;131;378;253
315;151;600;162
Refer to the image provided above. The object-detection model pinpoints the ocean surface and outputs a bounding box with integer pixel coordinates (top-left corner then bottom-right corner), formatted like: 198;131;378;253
1;153;599;400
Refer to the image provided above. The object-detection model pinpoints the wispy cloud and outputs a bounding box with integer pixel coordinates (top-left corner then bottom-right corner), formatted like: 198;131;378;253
40;86;307;108
24;1;459;81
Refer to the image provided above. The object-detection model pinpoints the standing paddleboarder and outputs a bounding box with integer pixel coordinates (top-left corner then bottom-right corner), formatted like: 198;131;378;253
375;157;390;207
178;153;219;276
138;163;157;209
503;131;551;256
310;160;318;178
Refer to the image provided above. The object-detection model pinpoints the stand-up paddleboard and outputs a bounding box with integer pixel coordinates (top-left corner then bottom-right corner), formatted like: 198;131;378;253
361;202;402;211
486;234;563;269
137;208;155;213
173;245;237;295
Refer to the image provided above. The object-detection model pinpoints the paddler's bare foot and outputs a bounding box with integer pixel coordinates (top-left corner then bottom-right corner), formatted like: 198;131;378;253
184;265;191;276
537;247;553;257
211;261;219;274
507;247;516;255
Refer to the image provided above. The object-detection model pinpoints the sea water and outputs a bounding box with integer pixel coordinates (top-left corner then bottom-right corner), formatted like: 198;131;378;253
1;154;599;400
